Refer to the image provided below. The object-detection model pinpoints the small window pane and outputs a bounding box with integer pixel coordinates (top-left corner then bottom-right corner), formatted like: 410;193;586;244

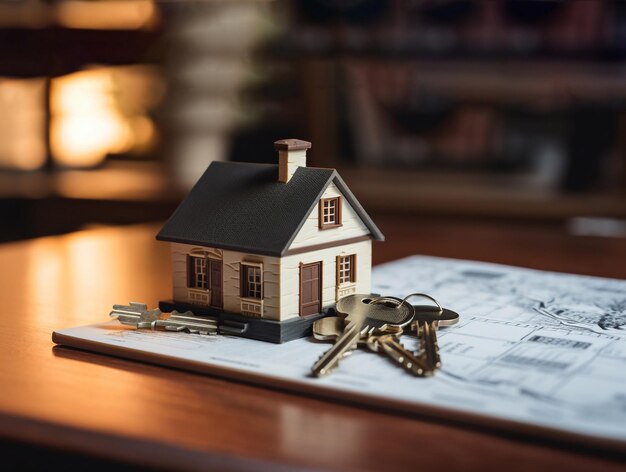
321;197;341;227
189;256;207;290
243;265;262;299
338;255;355;285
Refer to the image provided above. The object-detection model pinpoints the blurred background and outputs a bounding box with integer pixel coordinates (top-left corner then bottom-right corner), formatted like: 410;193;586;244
1;0;625;243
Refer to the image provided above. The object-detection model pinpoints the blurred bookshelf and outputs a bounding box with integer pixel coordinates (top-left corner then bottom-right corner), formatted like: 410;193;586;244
337;167;626;219
234;0;626;219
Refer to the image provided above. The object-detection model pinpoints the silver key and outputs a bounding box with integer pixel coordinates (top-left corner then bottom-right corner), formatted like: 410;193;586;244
366;326;429;377
154;311;219;335
311;294;414;377
110;302;161;328
412;306;460;371
110;302;218;335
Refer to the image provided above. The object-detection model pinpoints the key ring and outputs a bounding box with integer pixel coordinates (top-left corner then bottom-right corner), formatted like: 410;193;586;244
401;293;443;314
369;292;443;316
369;295;406;309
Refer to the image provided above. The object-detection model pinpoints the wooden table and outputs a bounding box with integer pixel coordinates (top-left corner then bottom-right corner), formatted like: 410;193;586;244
1;219;625;470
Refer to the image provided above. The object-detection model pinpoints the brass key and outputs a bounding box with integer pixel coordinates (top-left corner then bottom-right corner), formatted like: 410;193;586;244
313;314;428;377
412;305;460;371
311;294;414;377
366;326;429;377
313;297;460;377
312;316;368;354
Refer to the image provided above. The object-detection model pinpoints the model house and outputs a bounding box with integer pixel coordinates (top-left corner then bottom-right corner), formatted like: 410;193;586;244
156;139;384;342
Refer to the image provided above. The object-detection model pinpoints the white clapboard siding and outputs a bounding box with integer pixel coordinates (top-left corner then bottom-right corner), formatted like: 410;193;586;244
222;250;280;320
279;240;372;320
288;182;369;250
170;243;281;320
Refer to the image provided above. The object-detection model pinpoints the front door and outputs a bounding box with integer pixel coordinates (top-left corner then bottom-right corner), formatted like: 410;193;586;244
209;259;223;309
300;262;322;316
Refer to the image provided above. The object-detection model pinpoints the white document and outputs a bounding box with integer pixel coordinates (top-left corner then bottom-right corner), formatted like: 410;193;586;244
54;256;626;448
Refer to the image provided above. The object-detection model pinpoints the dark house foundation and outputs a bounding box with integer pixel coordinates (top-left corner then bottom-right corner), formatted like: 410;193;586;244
159;300;332;343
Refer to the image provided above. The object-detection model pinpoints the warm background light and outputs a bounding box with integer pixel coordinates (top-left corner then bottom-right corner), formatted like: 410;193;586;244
0;0;160;30
55;0;159;30
50;66;163;167
0;78;47;170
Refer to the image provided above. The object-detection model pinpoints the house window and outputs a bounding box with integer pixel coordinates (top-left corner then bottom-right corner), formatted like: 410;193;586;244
188;255;207;290
241;263;263;299
319;196;342;229
337;255;356;285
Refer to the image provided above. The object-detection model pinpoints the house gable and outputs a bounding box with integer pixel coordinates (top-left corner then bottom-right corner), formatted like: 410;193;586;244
287;181;370;252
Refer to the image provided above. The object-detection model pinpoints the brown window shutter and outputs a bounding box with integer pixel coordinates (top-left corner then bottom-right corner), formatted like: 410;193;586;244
351;254;357;283
186;255;193;288
240;263;246;298
335;255;340;286
337;196;343;225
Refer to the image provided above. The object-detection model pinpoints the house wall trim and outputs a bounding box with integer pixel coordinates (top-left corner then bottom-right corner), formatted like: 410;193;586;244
283;235;371;256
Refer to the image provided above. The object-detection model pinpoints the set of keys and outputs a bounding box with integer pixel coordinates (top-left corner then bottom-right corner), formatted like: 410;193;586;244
109;295;458;380
311;293;459;378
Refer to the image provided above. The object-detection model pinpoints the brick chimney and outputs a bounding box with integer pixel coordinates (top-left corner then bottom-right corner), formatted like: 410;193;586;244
274;139;312;183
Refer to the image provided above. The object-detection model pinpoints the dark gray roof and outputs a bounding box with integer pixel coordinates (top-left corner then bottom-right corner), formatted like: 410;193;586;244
156;161;384;256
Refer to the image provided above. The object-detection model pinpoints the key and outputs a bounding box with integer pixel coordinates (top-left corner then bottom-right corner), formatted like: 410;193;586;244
110;302;218;335
312;316;360;360
110;302;161;328
153;311;219;335
312;316;346;342
411;305;460;371
314;316;429;377
311;294;414;377
366;326;430;377
313;316;377;353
